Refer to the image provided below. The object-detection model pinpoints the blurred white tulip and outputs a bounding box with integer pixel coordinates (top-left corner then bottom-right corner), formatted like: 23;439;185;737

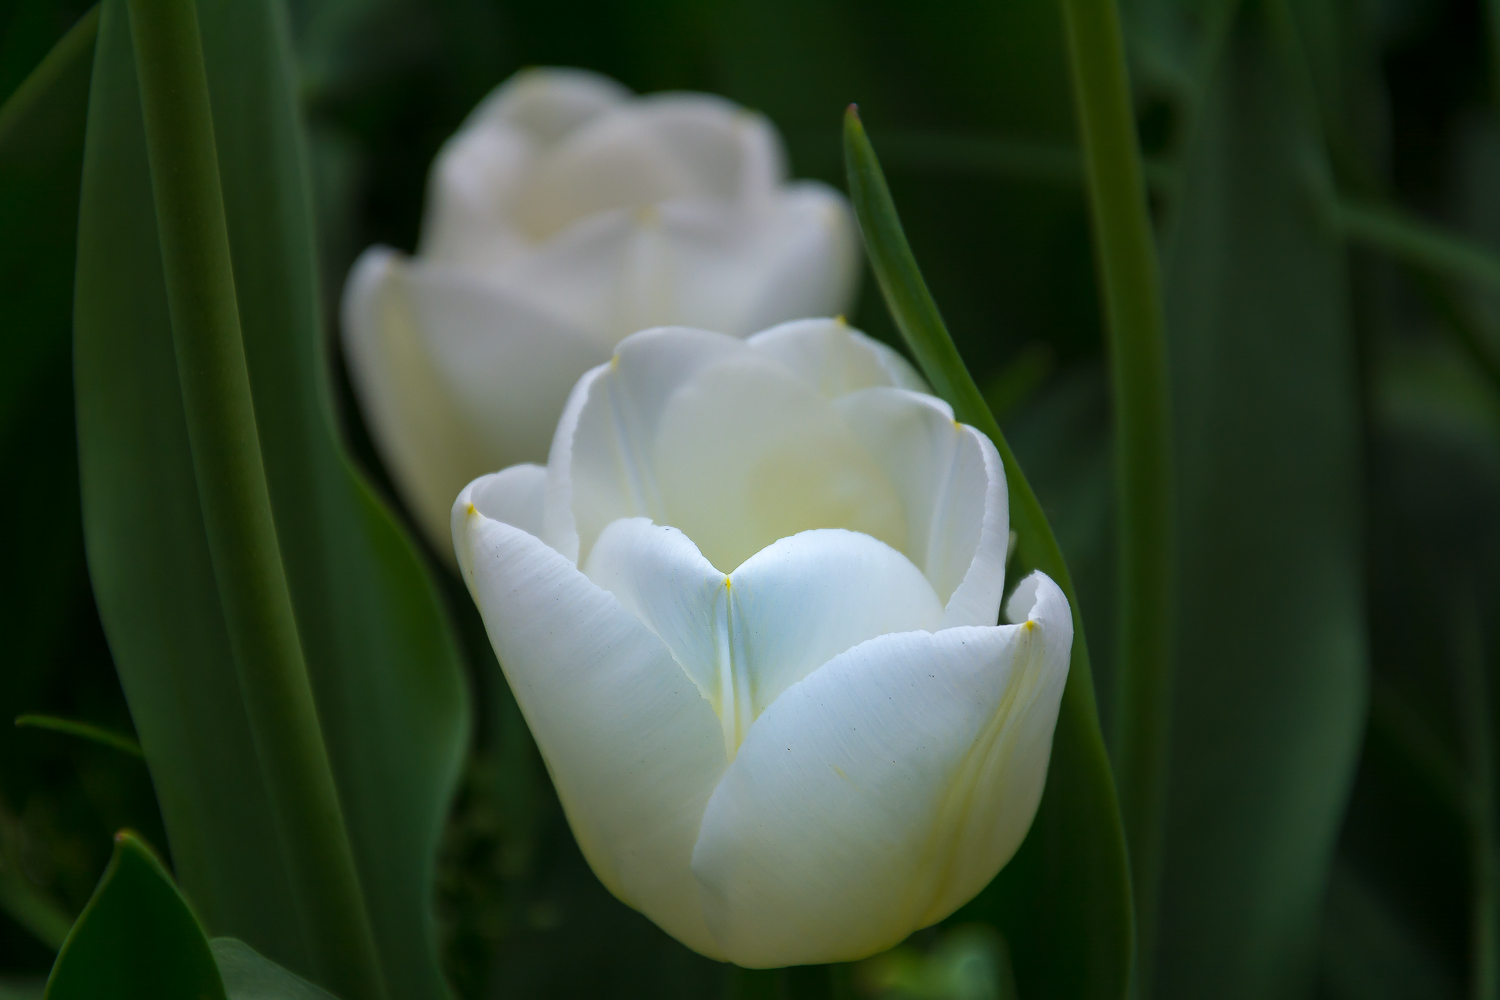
342;68;860;552
452;318;1072;968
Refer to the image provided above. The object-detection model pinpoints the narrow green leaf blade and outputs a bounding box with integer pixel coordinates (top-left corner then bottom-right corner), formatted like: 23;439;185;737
1151;4;1367;997
74;2;468;996
845;106;1134;1000
44;832;226;1000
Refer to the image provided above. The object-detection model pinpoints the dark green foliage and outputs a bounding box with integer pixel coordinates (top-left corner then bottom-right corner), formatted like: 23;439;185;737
72;0;467;997
44;832;225;1000
3;0;1500;998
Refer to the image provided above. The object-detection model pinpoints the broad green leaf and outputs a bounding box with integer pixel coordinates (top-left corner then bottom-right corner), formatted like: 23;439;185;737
44;831;225;1000
212;939;339;1000
1151;3;1367;997
74;2;467;997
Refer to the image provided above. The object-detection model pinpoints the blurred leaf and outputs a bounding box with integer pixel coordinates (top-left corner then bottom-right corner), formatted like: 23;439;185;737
73;1;467;996
43;831;224;1000
1151;3;1368;998
212;938;340;1000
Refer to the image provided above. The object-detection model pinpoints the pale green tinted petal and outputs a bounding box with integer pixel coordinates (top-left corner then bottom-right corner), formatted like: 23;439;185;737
584;519;943;758
747;315;924;399
691;572;1071;968
454;485;726;958
542;328;749;564
652;355;905;572
835;388;1009;626
341;247;494;554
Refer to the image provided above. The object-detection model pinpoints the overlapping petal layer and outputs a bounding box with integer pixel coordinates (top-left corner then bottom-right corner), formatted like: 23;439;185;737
344;70;859;556
452;322;1072;966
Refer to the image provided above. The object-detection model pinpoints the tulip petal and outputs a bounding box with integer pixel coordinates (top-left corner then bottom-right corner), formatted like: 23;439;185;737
453;484;728;959
836;388;1009;627
584;519;943;757
651;354;906;573
342;249;609;554
517;93;769;240
461;464;546;542
341;247;496;552
747;316;927;399
541;327;746;563
422;69;631;270
500;188;859;345
464;66;630;143
691;572;1071;968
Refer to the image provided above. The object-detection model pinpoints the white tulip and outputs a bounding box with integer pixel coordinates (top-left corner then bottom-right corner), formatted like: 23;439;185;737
343;68;861;552
452;319;1072;968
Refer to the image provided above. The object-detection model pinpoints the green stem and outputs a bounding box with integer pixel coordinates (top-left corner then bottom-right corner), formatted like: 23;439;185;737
14;714;143;758
1058;0;1176;978
123;2;384;997
0;5;98;151
846;105;1134;998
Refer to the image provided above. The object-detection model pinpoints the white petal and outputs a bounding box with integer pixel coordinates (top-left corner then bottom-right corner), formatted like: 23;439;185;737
341;247;495;555
401;260;609;463
457;465;547;546
731;184;865;337
515;94;752;240
464;66;631;143
835;388;1009;626
541;327;748;564
651;354;906;573
727;528;944;716
747;315;927;400
453;487;727;958
690;571;1072;968
584;520;943;757
421;125;533;271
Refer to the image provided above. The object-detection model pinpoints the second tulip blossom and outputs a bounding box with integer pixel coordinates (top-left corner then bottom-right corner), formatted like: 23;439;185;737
454;318;1072;967
343;68;860;552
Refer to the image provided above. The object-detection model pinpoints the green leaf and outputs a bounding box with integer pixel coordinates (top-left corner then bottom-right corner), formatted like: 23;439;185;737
44;831;226;1000
1150;3;1367;997
845;107;1133;1000
212;939;339;1000
1055;0;1176;970
73;1;468;997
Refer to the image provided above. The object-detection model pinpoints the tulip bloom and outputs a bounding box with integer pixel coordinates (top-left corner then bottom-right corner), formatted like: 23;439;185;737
343;68;860;551
453;319;1071;967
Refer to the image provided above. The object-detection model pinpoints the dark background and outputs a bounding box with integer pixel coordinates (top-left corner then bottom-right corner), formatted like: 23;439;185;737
2;0;1498;997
